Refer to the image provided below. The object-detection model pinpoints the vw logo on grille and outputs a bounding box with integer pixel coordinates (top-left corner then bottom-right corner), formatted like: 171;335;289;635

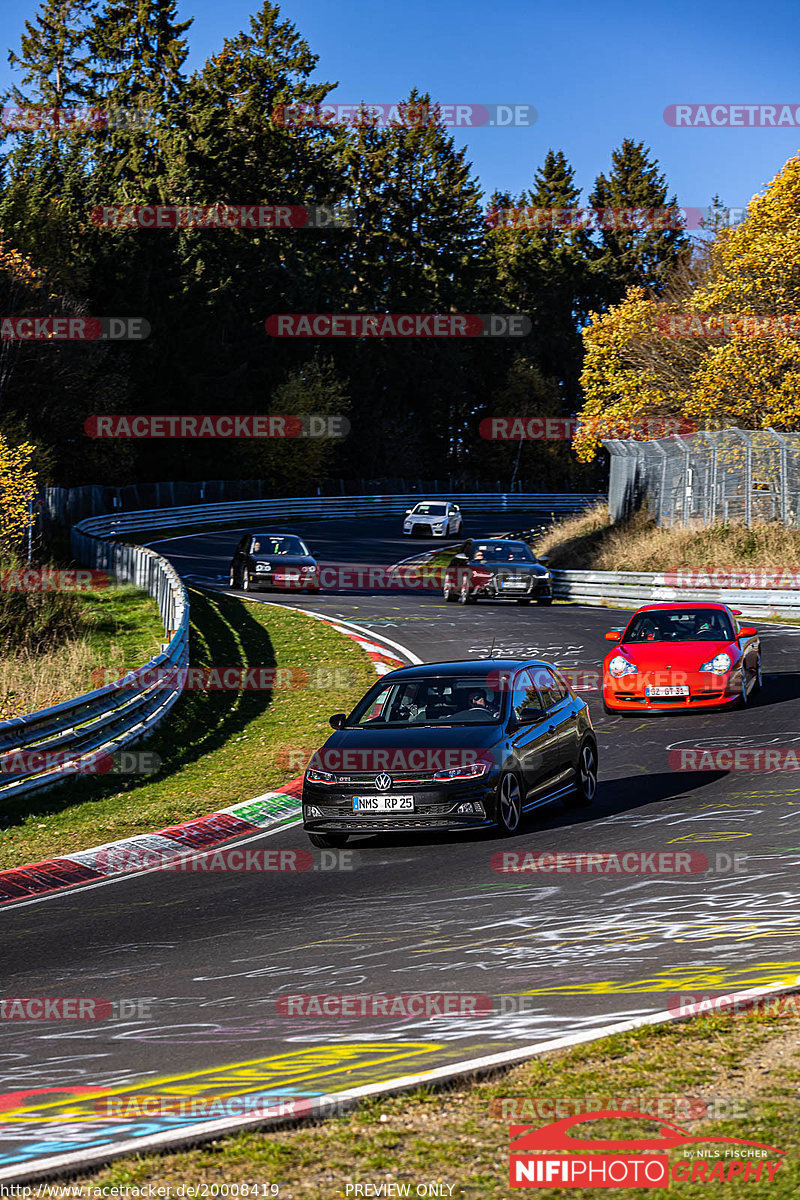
375;773;392;791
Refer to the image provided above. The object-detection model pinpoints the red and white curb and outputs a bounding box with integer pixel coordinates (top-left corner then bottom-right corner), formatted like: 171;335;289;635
0;609;418;907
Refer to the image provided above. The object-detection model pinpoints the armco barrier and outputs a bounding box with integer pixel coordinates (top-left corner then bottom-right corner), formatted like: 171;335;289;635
0;535;188;803
74;492;605;538
551;568;800;619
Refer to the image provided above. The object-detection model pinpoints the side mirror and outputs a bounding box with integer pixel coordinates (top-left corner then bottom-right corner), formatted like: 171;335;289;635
739;625;758;638
405;509;412;515
517;707;543;724
730;609;742;616
604;630;622;642
538;554;550;565
328;713;347;729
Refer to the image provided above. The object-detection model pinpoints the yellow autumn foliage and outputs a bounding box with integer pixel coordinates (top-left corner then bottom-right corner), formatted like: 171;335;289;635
576;154;800;460
0;434;37;556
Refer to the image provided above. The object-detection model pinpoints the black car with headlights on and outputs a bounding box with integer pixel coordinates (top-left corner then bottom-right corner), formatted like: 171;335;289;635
301;658;597;847
443;539;552;606
228;532;319;593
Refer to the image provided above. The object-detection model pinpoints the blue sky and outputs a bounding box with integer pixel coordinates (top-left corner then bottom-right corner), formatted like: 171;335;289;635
3;0;800;211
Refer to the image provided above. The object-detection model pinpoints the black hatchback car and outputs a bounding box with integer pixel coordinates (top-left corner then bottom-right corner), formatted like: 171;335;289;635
301;659;597;847
228;532;319;594
443;539;552;606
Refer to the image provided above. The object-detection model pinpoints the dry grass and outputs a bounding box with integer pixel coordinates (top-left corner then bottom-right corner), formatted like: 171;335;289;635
536;503;800;572
0;636;129;720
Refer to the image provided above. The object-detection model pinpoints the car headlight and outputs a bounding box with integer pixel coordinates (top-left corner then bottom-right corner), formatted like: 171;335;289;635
608;655;637;677
255;562;270;572
305;767;338;783
700;652;731;673
433;763;490;780
300;565;317;574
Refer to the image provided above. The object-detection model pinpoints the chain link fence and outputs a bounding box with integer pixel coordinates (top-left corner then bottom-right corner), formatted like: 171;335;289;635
605;426;800;528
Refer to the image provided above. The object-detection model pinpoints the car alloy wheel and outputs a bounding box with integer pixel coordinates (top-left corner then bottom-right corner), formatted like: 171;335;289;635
459;576;475;604
565;739;597;807
496;771;522;835
754;656;763;692
443;579;457;603
307;832;349;848
242;571;250;591
229;566;236;588
739;671;749;707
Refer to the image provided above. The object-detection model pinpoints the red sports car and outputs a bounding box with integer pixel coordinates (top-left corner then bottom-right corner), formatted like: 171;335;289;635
601;602;761;714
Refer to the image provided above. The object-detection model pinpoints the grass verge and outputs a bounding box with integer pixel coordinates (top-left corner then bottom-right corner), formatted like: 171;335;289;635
0;583;165;718
70;1002;800;1197
0;590;375;869
535;504;800;573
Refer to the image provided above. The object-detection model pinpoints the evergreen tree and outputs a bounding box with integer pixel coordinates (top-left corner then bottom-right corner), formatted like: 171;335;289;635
588;138;689;306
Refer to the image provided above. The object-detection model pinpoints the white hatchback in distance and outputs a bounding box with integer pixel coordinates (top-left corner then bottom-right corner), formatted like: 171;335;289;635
403;501;463;537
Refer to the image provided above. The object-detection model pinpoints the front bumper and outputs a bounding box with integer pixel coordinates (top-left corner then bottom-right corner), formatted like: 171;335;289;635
302;780;496;833
602;670;740;711
404;524;447;537
474;578;552;600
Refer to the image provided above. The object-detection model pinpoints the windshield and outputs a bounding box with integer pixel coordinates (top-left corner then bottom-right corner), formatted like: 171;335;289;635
251;536;306;556
348;675;509;726
412;503;447;516
624;609;734;642
472;542;536;564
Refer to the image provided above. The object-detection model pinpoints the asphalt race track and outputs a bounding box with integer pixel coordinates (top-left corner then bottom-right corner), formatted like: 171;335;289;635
4;511;800;1175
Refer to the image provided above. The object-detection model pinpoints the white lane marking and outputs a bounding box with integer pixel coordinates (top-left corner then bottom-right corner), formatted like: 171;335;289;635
5;976;799;1183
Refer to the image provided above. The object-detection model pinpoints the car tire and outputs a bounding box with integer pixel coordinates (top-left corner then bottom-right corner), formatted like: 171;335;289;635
517;597;531;605
563;738;598;808
307;832;349;848
459;577;476;605
443;579;458;603
753;655;763;693
537;597;553;606
494;771;523;836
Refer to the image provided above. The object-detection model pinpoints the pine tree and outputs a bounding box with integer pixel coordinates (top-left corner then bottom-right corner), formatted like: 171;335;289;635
5;0;95;109
588;138;689;307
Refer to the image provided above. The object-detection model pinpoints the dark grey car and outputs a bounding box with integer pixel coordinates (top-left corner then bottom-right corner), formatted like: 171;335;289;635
301;659;598;847
228;532;319;594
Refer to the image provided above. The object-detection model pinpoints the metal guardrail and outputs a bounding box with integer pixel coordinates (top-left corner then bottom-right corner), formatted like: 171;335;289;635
0;533;188;803
552;569;800;619
76;493;605;538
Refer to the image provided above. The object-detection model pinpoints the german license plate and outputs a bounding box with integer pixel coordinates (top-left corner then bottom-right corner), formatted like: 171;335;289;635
353;795;414;812
646;686;689;697
501;580;527;589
